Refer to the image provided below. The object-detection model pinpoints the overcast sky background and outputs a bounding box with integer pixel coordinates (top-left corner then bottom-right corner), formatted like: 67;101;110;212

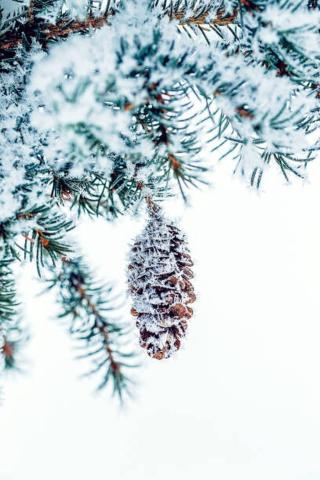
1;158;320;479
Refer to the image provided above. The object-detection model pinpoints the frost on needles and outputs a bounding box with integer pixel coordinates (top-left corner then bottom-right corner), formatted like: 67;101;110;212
0;0;319;401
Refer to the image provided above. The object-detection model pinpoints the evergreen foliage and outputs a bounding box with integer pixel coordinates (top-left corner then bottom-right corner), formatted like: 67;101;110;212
46;256;137;400
0;0;319;401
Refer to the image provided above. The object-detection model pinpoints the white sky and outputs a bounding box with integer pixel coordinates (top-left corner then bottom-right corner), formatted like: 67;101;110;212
2;160;320;479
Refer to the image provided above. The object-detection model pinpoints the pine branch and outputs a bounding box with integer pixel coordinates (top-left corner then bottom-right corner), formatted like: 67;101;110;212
0;15;109;52
0;260;17;324
171;7;238;27
0;259;26;372
15;204;74;276
0;3;238;54
0;324;26;371
50;169;153;219
132;81;208;200
46;257;138;400
308;0;319;8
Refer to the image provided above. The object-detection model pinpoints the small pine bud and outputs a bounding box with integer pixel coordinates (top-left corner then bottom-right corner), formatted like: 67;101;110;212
128;200;196;360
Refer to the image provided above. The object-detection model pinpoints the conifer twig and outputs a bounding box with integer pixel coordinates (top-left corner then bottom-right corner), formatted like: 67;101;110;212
0;6;238;52
173;8;238;27
47;257;138;400
0;15;110;51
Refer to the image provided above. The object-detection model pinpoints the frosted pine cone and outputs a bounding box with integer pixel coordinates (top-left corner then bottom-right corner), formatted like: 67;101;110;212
128;200;196;360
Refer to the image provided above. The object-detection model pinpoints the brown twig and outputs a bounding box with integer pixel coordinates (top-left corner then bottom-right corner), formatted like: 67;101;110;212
0;7;238;53
1;15;110;51
43;16;108;41
1;338;14;361
28;0;35;23
75;283;119;373
174;8;238;27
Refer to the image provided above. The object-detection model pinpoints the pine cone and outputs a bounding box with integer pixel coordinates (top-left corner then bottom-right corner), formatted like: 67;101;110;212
128;201;196;359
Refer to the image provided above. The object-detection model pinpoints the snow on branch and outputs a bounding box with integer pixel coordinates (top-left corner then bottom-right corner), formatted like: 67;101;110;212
0;0;319;400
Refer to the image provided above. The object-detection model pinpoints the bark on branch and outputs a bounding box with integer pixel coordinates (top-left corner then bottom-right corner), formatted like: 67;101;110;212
0;8;238;53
